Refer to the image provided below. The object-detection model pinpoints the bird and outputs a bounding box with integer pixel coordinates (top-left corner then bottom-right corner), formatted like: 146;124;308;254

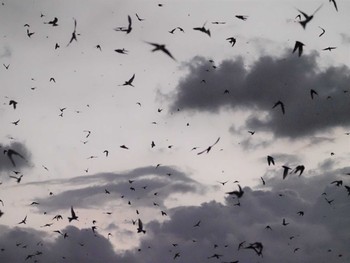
45;17;58;26
105;189;110;194
9;100;18;109
272;100;285;114
168;27;184;34
114;48;128;54
11;119;20;125
193;220;201;227
145;42;176;60
83;130;91;138
310;89;318;99
173;252;180;259
103;150;109;156
4;149;26;167
235;15;248;21
26;29;34;38
137;218;146;233
120;74;135;87
226;37;236;47
344;185;350;195
245;242;263;257
55;43;60;49
49;77;56;82
282;165;292;179
318;26;325;37
226;184;244;198
135;13;145;21
120;145;129;150
248;130;255;135
325;197;334;205
18;215;27;224
293;41;304;57
52;215;63;221
329;0;338;12
95;44;101;51
282;218;289;226
68;206;78;222
197;137;220;155
114;15;132;34
297;5;323;29
207;253;223;259
297;211;304;216
260;177;265;185
3;63;10;69
323;46;336;51
293;165;305;176
193;23;211;37
217;180;229;186
331;180;342;186
267;155;275;166
67;18;78;46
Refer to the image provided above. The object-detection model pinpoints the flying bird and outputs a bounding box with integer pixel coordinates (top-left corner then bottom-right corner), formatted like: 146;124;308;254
235;15;248;21
168;27;184;34
293;165;305;176
4;149;26;167
120;74;135;87
135;13;145;21
323;46;336;51
226;184;244;198
145;42;176;60
68;206;78;222
18;215;27;224
296;4;323;29
193;220;201;227
267;155;275;166
197;137;220;155
344;185;350;195
293;41;304;56
137;218;146;233
114;48;128;54
282;165;292;179
9;174;23;183
67;18;78;46
282;218;289;226
103;150;109;156
318;26;325;37
329;0;338;12
193;23;211;37
331;180;342;186
26;29;34;38
260;177;265;185
310;89;318;99
120;145;129;150
9;100;18;109
45;17;58;26
272;100;285;114
226;37;236;47
245;242;263;257
114;15;132;34
3;63;10;69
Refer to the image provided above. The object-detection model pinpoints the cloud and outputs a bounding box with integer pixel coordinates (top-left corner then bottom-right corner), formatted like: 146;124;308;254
169;52;350;139
0;141;32;173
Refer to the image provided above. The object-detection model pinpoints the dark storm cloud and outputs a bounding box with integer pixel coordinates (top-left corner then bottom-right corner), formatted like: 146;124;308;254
170;52;350;138
32;166;206;213
0;141;32;173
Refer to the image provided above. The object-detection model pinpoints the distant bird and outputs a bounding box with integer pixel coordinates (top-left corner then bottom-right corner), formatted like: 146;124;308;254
30;201;39;205
267;155;275;166
83;130;91;138
103;150;109;156
296;4;323;29
121;74;135;87
55;43;60;49
11;119;20;125
325;197;334;205
318;26;325;37
9;174;23;183
235;15;248;21
0;210;4;218
193;23;211;37
238;241;246;250
120;145;129;150
282;218;289;226
293;165;305;176
161;211;167;216
50;77;56;82
265;225;272;230
52;214;63;221
293;41;304;57
137;218;146;233
226;37;236;47
260;177;265;185
3;63;10;69
26;29;34;38
207;253;223;259
344;185;350;195
248;131;255;135
67;18;78;46
245;242;263;257
95;44;102;51
68;206;78;222
282;165;292;179
4;149;26;167
297;211;304;216
331;180;342;186
217;180;229;186
114;48;128;54
168;27;184;34
193;220;201;227
323;46;336;51
18;215;27;224
105;189;110;194
226;184;244;198
272;100;285;114
329;0;338;12
145;42;176;60
310;89;318;99
173;252;180;259
9;100;18;109
197;137;220;155
114;15;132;34
45;17;58;26
135;13;145;21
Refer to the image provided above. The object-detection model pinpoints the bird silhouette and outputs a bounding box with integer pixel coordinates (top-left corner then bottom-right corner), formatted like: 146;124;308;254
9;174;23;183
45;17;58;26
318;26;325;37
120;145;129;150
267;155;275;166
18;215;27;224
52;215;63;221
235;15;248;21
282;218;289;226
26;29;34;38
323;46;336;51
329;0;338;11
114;15;132;34
226;37;236;46
272;100;285;114
11;119;20;125
137;218;146;233
207;253;223;259
145;42;176;60
261;177;266;185
197;137;220;155
121;74;135;87
193;23;211;37
114;48;128;54
245;242;263;257
103;150;109;156
344;185;350;195
95;44;101;51
68;206;78;222
282;165;292;179
3;63;10;69
331;180;342;186
297;4;323;29
297;211;304;216
135;13;145;21
67;18;78;46
4;149;26;167
293;41;304;56
226;184;244;198
310;89;318;99
193;220;201;227
9;100;18;109
293;165;305;176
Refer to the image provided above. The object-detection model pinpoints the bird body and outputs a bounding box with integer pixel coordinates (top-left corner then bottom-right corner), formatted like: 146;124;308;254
68;206;78;222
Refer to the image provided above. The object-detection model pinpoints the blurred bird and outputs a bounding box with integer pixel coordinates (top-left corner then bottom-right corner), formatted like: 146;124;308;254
135;13;145;21
114;15;132;34
121;74;135;87
4;149;26;167
331;180;342;186
272;100;285;114
67;18;78;46
310;89;318;99
197;137;220;155
45;17;58;26
226;184;244;198
235;15;248;21
18;215;27;224
226;37;236;46
145;42;176;60
329;0;338;11
9;100;18;109
323;46;336;51
9;174;23;183
293;165;305;176
297;5;323;29
282;165;291;179
193;23;211;37
68;206;78;222
137;218;146;233
267;155;275;166
318;26;325;37
115;48;128;54
293;41;304;56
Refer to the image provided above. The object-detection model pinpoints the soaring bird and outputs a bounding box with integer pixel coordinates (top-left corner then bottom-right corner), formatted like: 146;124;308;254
297;5;323;29
282;165;292;179
310;89;318;99
323;46;336;51
9;174;23;183
329;0;338;11
9;100;18;109
318;26;325;37
293;165;305;176
120;145;129;150
235;15;248;21
114;48;128;54
267;155;275;166
121;74;135;87
135;13;145;21
193;23;211;37
226;37;236;47
114;15;132;34
68;206;78;222
272;100;285;114
226;184;244;198
67;18;78;46
45;17;58;26
245;242;263;257
137;218;146;233
18;215;27;224
197;137;220;155
52;214;63;221
4;149;26;167
331;180;342;186
145;42;176;60
293;41;304;57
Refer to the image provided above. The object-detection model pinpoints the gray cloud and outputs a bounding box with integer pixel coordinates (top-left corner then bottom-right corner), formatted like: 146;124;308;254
0;141;32;173
169;52;350;138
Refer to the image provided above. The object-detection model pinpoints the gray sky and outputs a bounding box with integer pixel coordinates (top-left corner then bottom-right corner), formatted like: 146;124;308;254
1;0;350;262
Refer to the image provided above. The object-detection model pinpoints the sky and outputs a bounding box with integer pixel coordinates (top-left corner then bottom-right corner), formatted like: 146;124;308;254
0;0;350;262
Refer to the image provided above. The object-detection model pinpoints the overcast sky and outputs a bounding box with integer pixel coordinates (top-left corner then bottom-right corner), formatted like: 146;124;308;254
1;0;349;262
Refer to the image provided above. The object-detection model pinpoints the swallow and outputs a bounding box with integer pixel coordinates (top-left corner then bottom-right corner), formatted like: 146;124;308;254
197;137;220;155
293;165;305;176
114;48;128;54
297;4;323;29
68;206;78;222
3;63;10;69
248;131;255;135
55;43;60;49
282;165;291;179
95;44;101;51
135;13;145;21
267;155;275;166
272;100;285;114
103;150;109;156
323;46;336;51
11;119;20;125
105;189;110;194
217;180;229;186
26;29;34;38
245;242;263;257
50;77;56;82
193;23;211;37
114;15;132;34
293;41;304;57
310;89;318;99
318;26;325;37
52;214;63;221
226;37;236;47
137;218;146;233
331;180;342;186
235;15;248;21
67;18;78;46
9;174;23;183
260;177;265;185
145;42;176;60
4;149;26;167
265;225;272;230
193;220;201;227
297;211;304;216
329;0;338;12
120;74;135;87
226;184;244;198
161;211;167;216
18;215;27;224
120;145;129;150
45;17;58;26
282;218;289;226
168;27;185;34
9;100;18;109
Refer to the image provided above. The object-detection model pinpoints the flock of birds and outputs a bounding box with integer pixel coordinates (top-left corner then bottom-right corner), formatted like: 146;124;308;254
0;0;349;262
